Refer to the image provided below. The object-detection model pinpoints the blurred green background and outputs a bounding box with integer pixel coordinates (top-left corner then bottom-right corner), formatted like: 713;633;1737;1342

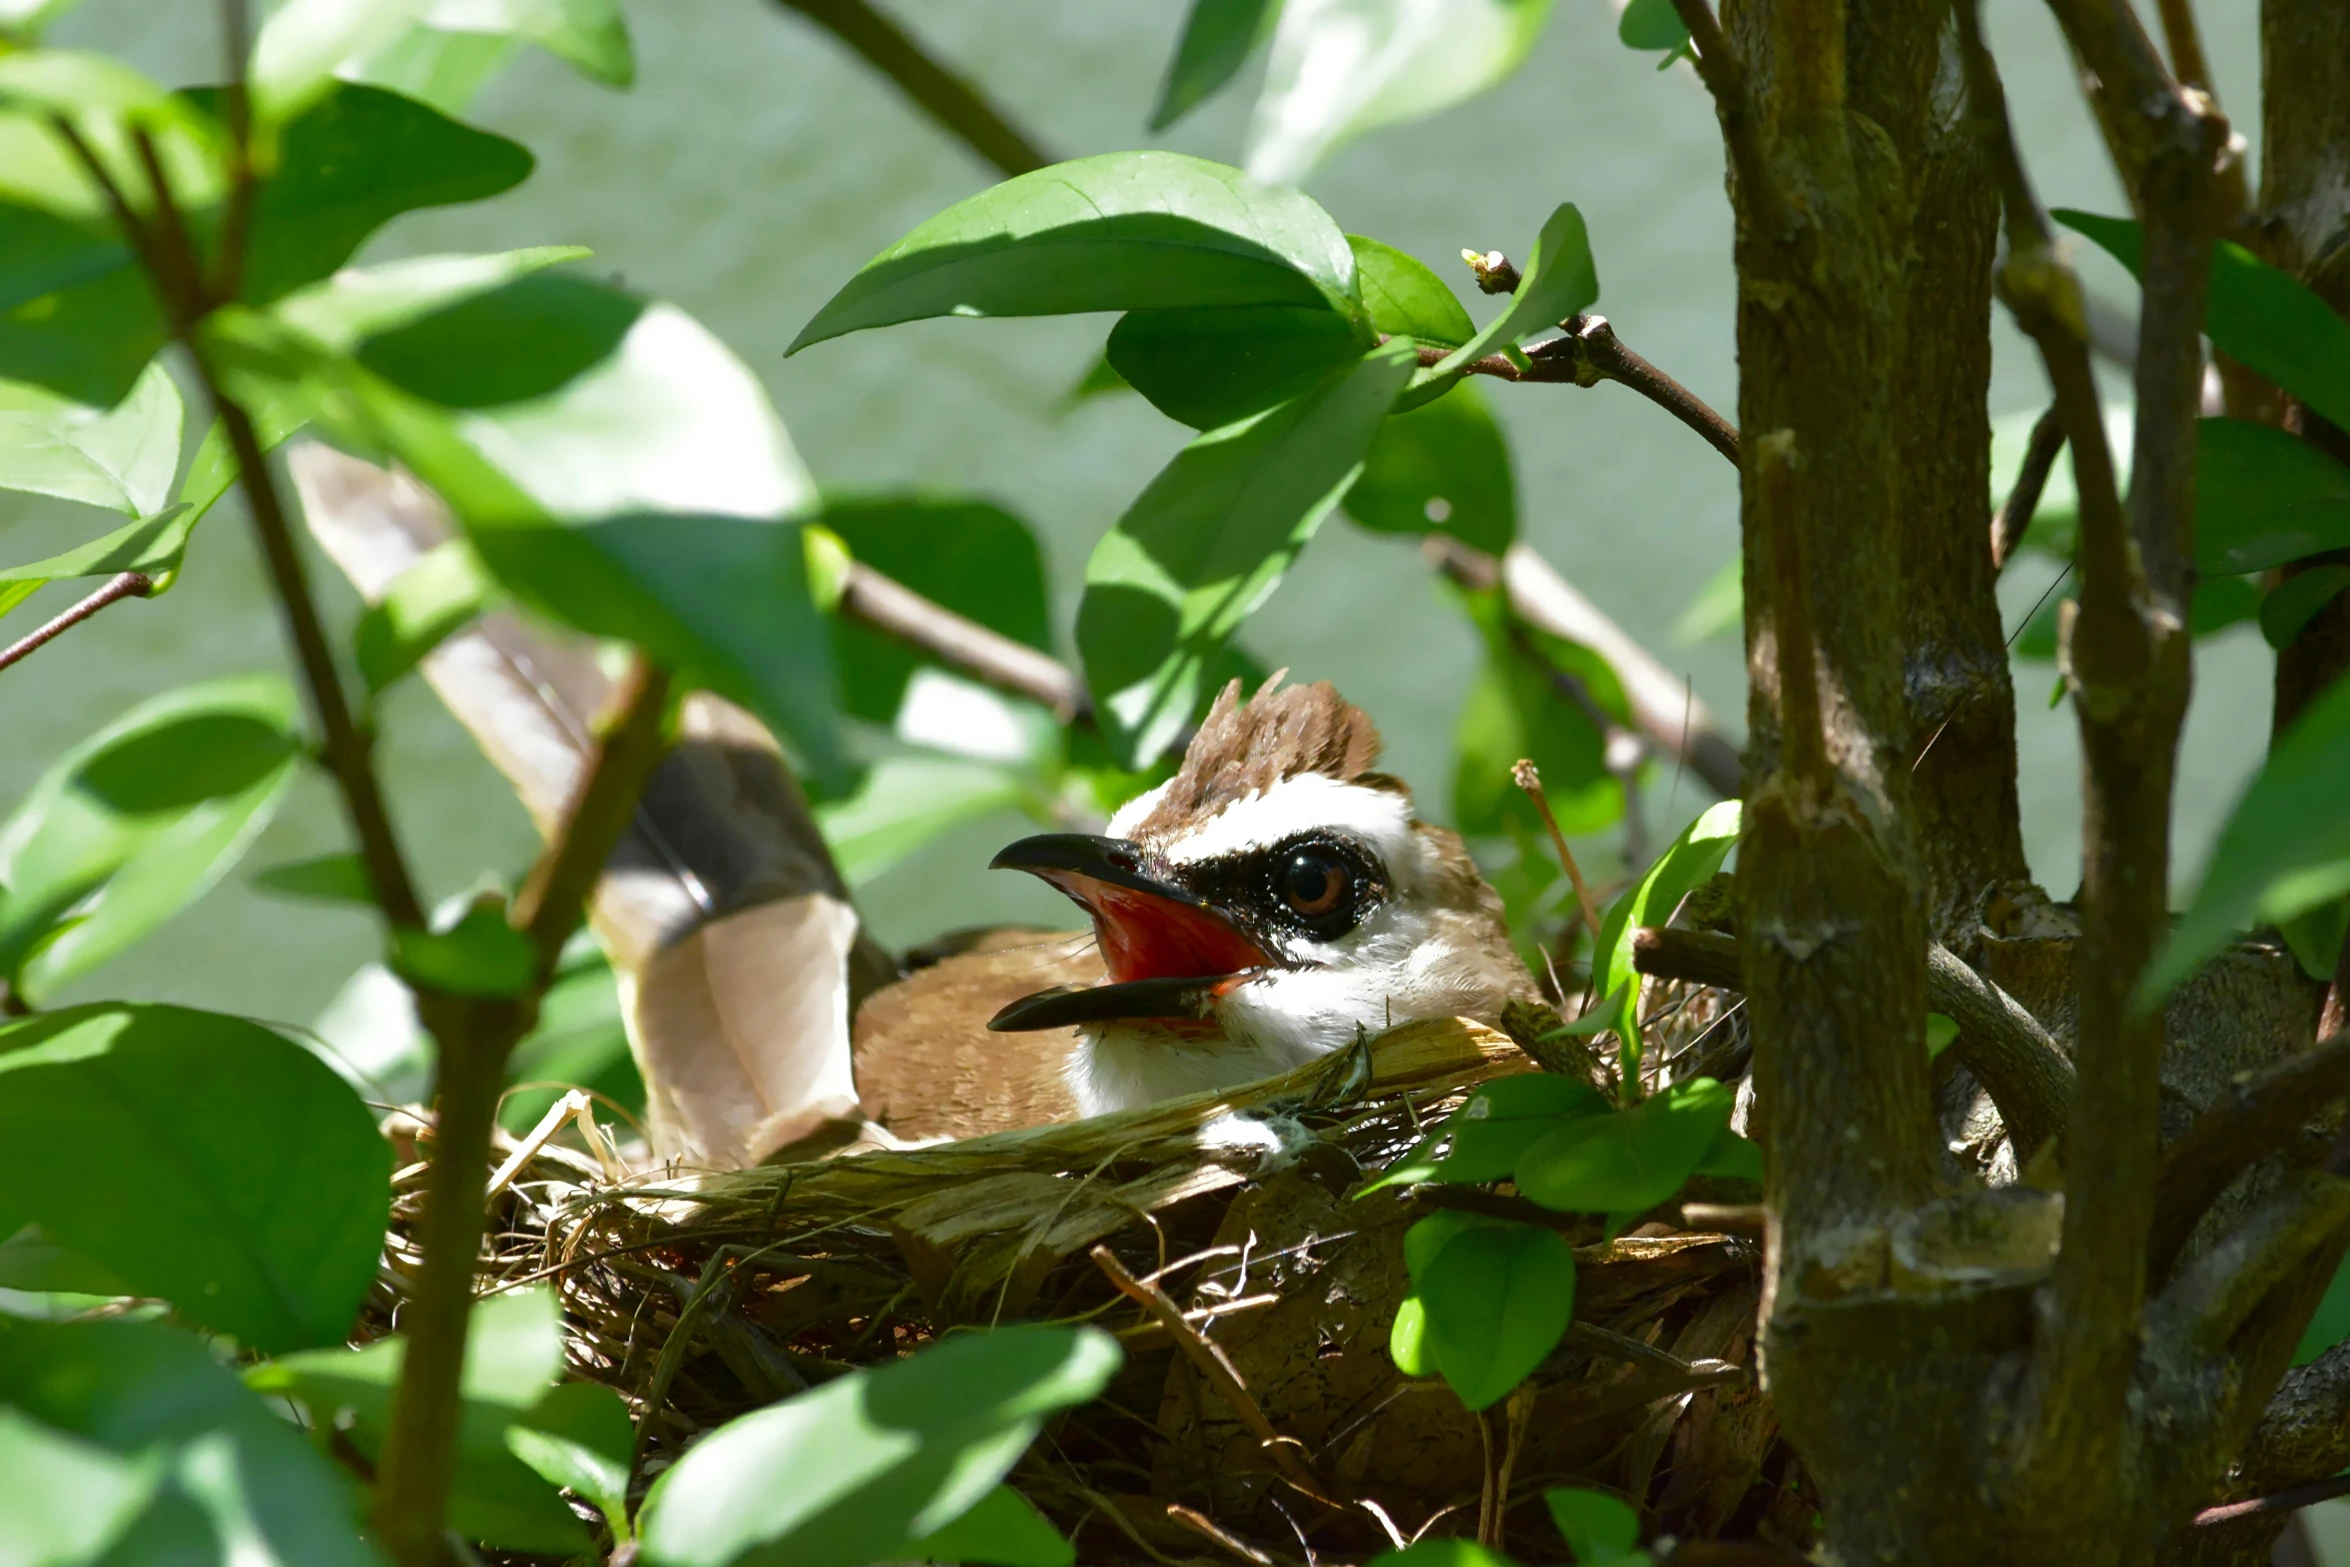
0;0;2274;1031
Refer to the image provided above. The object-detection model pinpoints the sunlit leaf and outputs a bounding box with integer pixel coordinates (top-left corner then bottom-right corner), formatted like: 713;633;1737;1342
1516;1076;1734;1212
390;898;536;998
506;1380;636;1542
790;151;1359;353
0;1406;163;1563
2144;670;2350;1005
0;1003;391;1352
340;24;520;114
0;358;179;515
1388;1292;1432;1375
0;675;301;997
1247;0;1554;183
1351;234;1473;347
1366;1542;1516;1567
1423;202;1595;384
1345;379;1515;551
1079;340;1414;766
421;0;634;85
637;1324;1122;1567
1151;0;1283;130
908;1485;1075;1567
355;536;500;693
1587;800;1739;1068
252;0;433;127
0;503;195;588
1411;1217;1575;1410
0;1316;375;1565
1546;1486;1643;1563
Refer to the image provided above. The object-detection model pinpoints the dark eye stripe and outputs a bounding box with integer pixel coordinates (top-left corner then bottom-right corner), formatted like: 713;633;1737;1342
1171;832;1387;946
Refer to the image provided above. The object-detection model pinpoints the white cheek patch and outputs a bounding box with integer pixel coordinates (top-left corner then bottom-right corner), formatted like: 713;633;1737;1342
1155;774;1421;882
1105;779;1174;838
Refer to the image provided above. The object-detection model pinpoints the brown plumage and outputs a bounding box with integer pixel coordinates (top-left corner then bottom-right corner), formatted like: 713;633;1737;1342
1125;675;1385;838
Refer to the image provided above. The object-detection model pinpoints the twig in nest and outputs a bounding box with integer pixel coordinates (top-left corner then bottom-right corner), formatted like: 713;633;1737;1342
1089;1245;1341;1506
1165;1504;1275;1565
1514;759;1604;954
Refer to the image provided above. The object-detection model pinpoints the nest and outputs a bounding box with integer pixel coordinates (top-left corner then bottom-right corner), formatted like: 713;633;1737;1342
371;1010;1809;1565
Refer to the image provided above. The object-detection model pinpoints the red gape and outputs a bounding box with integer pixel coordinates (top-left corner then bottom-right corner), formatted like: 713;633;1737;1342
1038;872;1270;986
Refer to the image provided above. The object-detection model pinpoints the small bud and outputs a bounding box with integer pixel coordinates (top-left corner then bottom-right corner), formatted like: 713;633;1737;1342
1462;249;1521;295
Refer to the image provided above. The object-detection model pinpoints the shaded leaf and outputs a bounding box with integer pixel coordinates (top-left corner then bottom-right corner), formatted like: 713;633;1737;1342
1367;1543;1517;1567
0;1315;375;1565
1079;340;1414;766
1247;0;1554;183
1108;303;1367;430
0;358;180;515
2195;416;2350;576
272;245;597;353
0;1406;164;1563
0;503;195;585
357;269;644;407
0;199;165;407
502;931;640;1132
1413;1219;1575;1410
1345;379;1515;551
2144;669;2350;1005
1516;1076;1734;1212
0;1003;391;1352
355;537;499;693
638;1324;1122;1567
2264;566;2350;651
0;1220;133;1295
1546;1486;1642;1563
1617;0;1689;56
392;899;535;998
909;1485;1075;1567
250;851;373;904
790;151;1358;354
0;675;300;997
1151;0;1282;130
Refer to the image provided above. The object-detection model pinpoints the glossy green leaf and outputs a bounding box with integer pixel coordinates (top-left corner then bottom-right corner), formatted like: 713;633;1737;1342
251;0;432;126
1247;0;1555;183
1451;588;1628;838
359;269;643;407
505;1380;636;1541
1107;303;1367;430
250;851;373;904
391;898;536;998
1588;800;1739;1067
1516;1076;1734;1213
0;200;165;407
1345;379;1515;551
248;1287;590;1553
1417;1219;1575;1409
0;1406;164;1563
0;1315;376;1565
2264;566;2350;650
1351;234;1474;347
356;537;500;693
0;676;300;997
909;1485;1075;1567
0;503;195;586
1388;1293;1432;1375
1080;340;1414;766
1616;0;1689;62
0;1003;391;1352
2144;670;2350;1005
638;1324;1122;1567
0;1220;132;1295
1362;1072;1607;1194
231;82;536;304
1546;1486;1642;1563
1424;203;1596;382
2056;210;2350;434
423;0;634;86
817;756;1034;887
2194;417;2350;576
790;151;1358;354
1366;1542;1517;1567
502;932;640;1132
1926;1012;1960;1062
822;494;1053;726
470;510;845;784
1151;0;1282;129
273;246;597;353
0;358;179;515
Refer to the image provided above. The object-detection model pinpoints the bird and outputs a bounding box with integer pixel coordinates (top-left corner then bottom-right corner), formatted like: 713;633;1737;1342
856;675;1541;1130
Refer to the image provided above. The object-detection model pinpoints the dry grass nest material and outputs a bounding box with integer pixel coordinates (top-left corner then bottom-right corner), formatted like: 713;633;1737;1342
369;1007;1811;1565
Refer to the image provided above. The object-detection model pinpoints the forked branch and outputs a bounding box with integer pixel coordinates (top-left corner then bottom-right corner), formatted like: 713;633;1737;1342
2148;1030;2350;1280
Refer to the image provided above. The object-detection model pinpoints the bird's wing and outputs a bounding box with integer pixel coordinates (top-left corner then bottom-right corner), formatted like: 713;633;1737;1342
290;443;896;1169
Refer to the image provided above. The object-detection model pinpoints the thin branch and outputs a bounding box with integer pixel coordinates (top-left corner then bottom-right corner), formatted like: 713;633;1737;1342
1991;404;2066;570
1665;0;1782;233
1512;760;1605;957
1428;539;1744;799
2146;1172;2350;1354
2040;0;2217;207
837;560;1089;720
1631;926;2075;1159
2234;1339;2350;1501
2149;1030;2350;1280
1407;319;1740;469
769;0;1054;179
2151;0;2214;93
2195;1472;2350;1529
1090;1246;1341;1505
0;572;154;673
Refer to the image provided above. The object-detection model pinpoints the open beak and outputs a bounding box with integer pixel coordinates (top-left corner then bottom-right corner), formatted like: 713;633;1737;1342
985;833;1273;1032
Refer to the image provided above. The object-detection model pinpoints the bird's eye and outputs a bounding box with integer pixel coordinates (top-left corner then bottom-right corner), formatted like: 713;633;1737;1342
1278;849;1352;920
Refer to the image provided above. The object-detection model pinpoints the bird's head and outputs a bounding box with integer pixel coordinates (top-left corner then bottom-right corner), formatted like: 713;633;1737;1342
987;676;1536;1112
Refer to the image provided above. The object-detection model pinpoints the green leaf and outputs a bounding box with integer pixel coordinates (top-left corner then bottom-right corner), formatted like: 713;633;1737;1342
504;1380;636;1541
1423;203;1596;384
909;1485;1074;1567
0;1315;376;1565
2056;210;2350;434
2191;574;2262;638
1421;1073;1608;1184
1617;0;1690;55
0;199;165;407
1673;556;1740;644
500;931;640;1134
1106;303;1367;430
341;24;521;115
1546;1486;1642;1563
1450;588;1628;838
1516;1076;1734;1213
637;1324;1122;1567
0;675;301;997
391;899;536;997
1079;341;1415;766
250;851;373;904
0;1405;164;1563
1247;0;1555;183
819;494;1053;727
469;511;845;786
1587;800;1739;1068
0;503;196;586
817;756;1033;887
358;269;644;407
248;1287;589;1553
252;0;432;127
1351;234;1474;347
1413;1219;1575;1410
1388;1293;1432;1375
2294;1253;2350;1368
1150;0;1282;130
789;151;1359;354
1925;1012;1959;1061
2144;669;2350;1006
1345;379;1515;552
0;1003;391;1352
230;81;536;305
2264;566;2350;650
1367;1543;1518;1567
1695;1125;1763;1184
422;0;634;86
0;358;180;515
0;1;91;42
0;1220;133;1295
271;245;597;353
2194;417;2350;576
355;537;500;693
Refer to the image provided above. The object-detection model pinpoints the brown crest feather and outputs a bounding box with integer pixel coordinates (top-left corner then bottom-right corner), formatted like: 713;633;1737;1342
1129;674;1383;838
